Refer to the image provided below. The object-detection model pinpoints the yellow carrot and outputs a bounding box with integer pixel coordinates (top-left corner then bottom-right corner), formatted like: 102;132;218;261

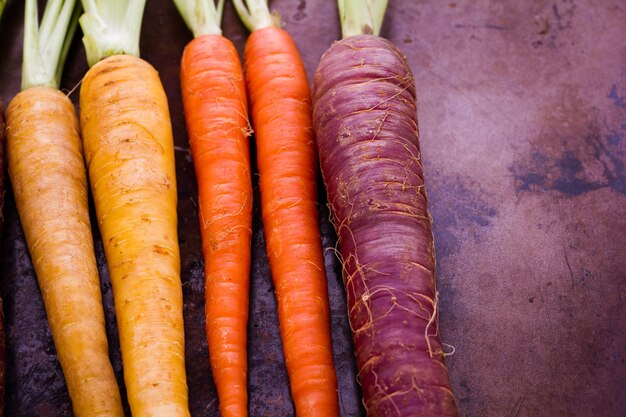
6;1;123;415
78;1;189;415
7;87;124;417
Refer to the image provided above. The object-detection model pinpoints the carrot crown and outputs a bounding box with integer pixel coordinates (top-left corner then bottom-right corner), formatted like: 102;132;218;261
22;0;80;90
232;0;277;32
338;0;388;38
79;0;146;67
173;0;225;37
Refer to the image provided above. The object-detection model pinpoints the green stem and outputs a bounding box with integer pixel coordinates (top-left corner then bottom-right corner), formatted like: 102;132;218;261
232;0;275;32
79;0;146;67
338;0;388;38
173;0;225;37
0;0;6;20
216;0;225;23
56;4;82;86
22;0;80;90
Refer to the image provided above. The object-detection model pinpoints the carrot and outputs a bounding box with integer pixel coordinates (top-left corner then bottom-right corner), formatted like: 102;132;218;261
311;1;459;416
174;1;252;416
78;1;189;415
5;1;123;416
233;1;339;415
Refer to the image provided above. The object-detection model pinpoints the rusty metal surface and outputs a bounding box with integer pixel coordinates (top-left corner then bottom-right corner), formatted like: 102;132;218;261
0;0;624;416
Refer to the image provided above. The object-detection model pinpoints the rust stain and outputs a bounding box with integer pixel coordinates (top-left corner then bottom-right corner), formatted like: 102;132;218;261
510;85;626;196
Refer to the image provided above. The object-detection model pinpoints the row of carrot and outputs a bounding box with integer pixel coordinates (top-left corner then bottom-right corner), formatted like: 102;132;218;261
0;0;459;417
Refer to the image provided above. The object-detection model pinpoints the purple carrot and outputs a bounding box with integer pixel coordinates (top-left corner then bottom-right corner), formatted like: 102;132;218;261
312;1;459;416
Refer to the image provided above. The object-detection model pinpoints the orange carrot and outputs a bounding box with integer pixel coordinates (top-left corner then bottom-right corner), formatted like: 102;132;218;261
233;1;339;415
176;1;253;414
246;27;338;415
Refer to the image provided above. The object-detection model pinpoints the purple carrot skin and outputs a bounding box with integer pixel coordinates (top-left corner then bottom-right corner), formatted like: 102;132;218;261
312;34;459;416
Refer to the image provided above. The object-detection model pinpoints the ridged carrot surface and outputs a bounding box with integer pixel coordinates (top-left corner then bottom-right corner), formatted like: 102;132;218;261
243;26;339;416
80;55;189;417
180;34;252;417
6;87;123;417
312;35;459;417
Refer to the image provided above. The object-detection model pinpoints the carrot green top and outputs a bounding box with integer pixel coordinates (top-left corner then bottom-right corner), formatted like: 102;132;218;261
232;0;276;32
338;0;388;38
22;0;80;90
173;0;225;37
79;0;146;67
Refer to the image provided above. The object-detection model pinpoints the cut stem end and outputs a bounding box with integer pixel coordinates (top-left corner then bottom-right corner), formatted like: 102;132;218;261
338;0;388;38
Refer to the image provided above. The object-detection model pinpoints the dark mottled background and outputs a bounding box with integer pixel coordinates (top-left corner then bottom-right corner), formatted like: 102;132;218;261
0;0;624;416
